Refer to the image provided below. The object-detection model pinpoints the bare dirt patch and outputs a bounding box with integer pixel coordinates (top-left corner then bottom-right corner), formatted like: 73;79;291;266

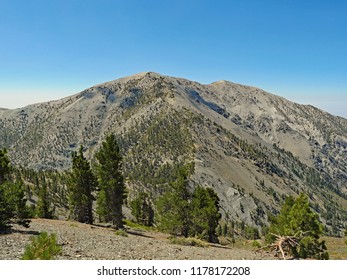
0;219;273;260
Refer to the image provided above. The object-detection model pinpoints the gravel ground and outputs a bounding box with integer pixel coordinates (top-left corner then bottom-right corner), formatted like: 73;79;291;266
0;219;274;260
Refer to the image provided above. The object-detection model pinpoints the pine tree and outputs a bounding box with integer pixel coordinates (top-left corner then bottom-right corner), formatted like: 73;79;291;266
0;148;10;184
95;134;126;229
267;193;329;259
0;149;31;231
22;232;62;260
156;174;192;237
68;146;97;224
0;181;31;231
156;169;222;242
36;176;53;219
130;192;154;226
191;186;221;242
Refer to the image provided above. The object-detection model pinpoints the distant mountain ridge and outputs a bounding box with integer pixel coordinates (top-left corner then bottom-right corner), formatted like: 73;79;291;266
1;72;346;234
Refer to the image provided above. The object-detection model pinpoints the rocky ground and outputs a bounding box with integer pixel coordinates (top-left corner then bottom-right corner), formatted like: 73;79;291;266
0;219;274;260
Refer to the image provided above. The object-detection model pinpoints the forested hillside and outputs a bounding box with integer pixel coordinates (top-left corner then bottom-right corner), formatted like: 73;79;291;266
1;72;346;237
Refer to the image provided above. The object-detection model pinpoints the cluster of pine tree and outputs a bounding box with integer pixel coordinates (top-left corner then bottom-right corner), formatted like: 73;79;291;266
130;192;154;227
68;134;126;228
0;134;333;258
156;169;221;242
0;149;31;232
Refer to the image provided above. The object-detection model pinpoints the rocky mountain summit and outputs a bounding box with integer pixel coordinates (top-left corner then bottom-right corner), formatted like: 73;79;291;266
1;72;346;234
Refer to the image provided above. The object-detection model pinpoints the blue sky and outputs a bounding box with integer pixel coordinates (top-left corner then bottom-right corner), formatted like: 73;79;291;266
1;0;346;118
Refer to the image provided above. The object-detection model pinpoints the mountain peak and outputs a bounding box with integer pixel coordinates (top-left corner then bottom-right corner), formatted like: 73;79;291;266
120;71;163;80
0;73;346;233
96;71;166;88
211;80;231;84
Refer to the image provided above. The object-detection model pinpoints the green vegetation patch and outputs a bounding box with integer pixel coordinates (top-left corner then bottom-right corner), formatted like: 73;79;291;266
114;229;128;237
169;237;209;248
22;232;62;260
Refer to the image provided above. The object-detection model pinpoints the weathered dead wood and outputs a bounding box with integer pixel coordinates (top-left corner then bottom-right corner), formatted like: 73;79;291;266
256;232;302;260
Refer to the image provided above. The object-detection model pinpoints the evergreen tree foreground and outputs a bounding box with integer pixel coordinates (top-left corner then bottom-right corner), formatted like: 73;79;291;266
95;134;127;229
130;191;154;227
156;169;221;243
266;193;329;259
0;149;31;232
36;176;53;219
68;146;97;224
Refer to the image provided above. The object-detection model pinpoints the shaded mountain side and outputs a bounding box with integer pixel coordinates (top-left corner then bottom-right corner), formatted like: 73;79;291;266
1;72;346;234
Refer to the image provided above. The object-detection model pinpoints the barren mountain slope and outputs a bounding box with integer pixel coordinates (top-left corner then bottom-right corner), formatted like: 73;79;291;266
0;72;346;234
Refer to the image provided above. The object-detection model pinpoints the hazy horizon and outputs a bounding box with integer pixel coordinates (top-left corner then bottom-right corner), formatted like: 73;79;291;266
1;72;347;119
1;1;346;118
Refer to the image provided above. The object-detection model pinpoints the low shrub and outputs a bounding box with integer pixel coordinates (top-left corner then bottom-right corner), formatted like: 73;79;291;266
115;229;128;237
21;232;62;260
169;237;208;247
252;240;262;248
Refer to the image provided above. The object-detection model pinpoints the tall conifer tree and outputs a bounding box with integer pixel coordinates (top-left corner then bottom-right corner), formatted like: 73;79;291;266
130;192;154;226
95;134;126;229
191;186;221;242
156;173;192;237
68;146;97;224
36;176;53;219
0;149;31;231
0;148;10;184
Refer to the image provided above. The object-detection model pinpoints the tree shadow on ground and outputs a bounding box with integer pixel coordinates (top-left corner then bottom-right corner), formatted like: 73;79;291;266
126;229;154;239
0;228;40;236
209;243;233;250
